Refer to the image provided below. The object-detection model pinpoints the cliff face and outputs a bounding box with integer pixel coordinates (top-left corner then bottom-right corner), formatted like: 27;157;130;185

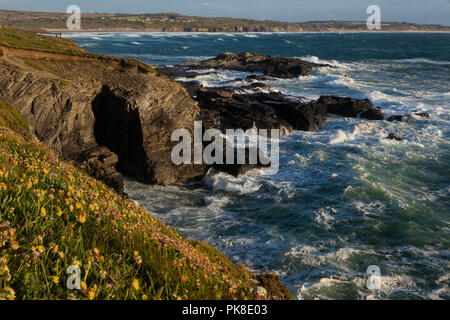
0;46;206;193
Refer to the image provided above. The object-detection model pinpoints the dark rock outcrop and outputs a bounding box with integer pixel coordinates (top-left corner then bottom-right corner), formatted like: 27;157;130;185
0;47;209;192
213;147;271;177
196;87;328;135
79;145;124;194
155;66;219;81
385;133;403;141
318;96;385;120
415;112;430;118
386;114;413;122
179;52;329;78
246;74;276;82
1;46;406;192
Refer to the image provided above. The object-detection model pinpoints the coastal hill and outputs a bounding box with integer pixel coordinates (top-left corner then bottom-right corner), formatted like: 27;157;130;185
1;10;449;32
0;26;292;300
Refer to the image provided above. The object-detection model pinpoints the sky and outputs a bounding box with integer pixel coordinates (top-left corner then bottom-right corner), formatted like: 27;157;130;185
1;0;450;25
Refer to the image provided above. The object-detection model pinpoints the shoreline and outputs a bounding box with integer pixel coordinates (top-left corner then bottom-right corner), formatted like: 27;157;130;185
49;29;450;34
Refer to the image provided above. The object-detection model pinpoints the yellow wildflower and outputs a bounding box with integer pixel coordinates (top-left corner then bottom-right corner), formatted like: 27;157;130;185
88;285;97;300
40;207;46;217
132;278;140;291
142;294;148;300
10;240;19;250
77;213;86;223
51;276;59;284
0;287;15;300
55;206;63;216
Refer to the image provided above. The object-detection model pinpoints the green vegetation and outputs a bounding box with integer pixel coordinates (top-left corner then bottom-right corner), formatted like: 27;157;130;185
1;10;449;32
24;60;44;70
257;274;293;300
0;26;156;74
0;25;86;55
124;58;157;73
50;79;69;88
0;101;30;138
0;101;268;300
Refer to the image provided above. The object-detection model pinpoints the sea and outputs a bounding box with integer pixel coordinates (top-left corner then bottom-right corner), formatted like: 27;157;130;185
63;32;450;300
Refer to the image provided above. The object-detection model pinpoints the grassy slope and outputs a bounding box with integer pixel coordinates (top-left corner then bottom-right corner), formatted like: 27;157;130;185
0;26;155;73
0;100;261;300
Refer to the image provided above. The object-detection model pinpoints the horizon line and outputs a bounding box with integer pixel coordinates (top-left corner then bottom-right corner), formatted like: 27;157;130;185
1;9;449;27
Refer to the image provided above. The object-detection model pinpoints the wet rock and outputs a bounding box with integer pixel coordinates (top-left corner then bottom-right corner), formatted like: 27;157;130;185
414;112;430;118
0;51;208;192
360;108;385;120
318;95;385;120
196;87;327;135
178;80;203;97
156;66;218;80
386;114;413;122
246;74;276;81
179;52;329;78
213;147;271;177
385;133;403;141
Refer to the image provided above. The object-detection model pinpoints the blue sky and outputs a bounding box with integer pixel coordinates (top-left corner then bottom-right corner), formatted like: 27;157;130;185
1;0;449;25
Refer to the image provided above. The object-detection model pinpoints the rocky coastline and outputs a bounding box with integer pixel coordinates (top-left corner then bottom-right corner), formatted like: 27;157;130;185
0;45;425;194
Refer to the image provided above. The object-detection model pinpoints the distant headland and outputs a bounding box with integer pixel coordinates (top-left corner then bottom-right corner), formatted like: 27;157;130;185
1;10;449;33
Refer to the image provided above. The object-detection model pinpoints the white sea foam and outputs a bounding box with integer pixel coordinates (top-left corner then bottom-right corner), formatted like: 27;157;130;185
314;208;335;230
297;55;342;67
392;58;450;65
202;171;263;194
123;33;142;38
329;129;357;144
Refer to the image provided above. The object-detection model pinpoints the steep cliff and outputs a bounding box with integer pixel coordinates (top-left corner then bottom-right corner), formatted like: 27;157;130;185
0;28;208;193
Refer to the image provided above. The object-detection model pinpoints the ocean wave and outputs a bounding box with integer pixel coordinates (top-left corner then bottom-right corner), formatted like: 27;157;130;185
329;129;358;144
392;58;450;65
123;33;142;38
202;171;263;194
296;55;342;67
